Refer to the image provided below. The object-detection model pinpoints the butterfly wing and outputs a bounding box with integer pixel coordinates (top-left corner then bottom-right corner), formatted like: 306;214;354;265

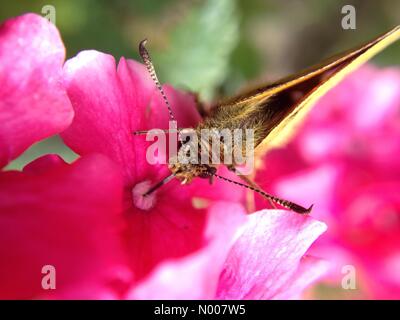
212;26;399;157
250;26;400;154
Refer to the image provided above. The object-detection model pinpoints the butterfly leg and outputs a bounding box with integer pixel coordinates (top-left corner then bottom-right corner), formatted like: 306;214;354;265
226;165;277;210
218;166;312;213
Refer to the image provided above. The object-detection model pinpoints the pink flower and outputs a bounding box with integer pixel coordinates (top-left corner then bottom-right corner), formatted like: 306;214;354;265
0;13;127;299
0;14;73;168
129;209;327;300
60;47;328;298
60;50;246;282
255;65;400;299
0;13;328;299
1;154;327;299
0;154;129;299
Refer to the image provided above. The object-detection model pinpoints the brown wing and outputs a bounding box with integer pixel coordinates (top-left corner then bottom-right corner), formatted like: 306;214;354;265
206;26;400;156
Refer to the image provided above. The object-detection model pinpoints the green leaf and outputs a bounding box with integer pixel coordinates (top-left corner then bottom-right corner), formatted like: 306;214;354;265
154;0;239;101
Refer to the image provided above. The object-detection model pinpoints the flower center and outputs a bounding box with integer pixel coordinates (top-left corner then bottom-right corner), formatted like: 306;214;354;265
132;180;157;211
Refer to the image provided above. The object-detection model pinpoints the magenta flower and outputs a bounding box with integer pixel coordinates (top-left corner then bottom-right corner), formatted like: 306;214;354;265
59;47;328;299
129;209;327;299
0;14;73;168
60;50;247;282
0;13;328;299
254;65;400;299
0;13;128;299
0;154;130;299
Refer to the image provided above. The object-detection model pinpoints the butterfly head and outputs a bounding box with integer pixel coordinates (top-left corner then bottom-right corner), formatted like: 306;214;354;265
168;156;216;185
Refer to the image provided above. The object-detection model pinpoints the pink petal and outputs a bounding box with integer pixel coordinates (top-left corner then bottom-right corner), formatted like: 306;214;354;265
22;154;67;174
272;256;329;299
61;51;201;185
347;67;400;131
272;163;343;226
256;147;309;188
61;51;149;184
216;210;327;299
124;189;208;281
126;202;246;299
295;65;400;163
0;14;73;168
0;154;130;299
124;177;224;281
125;168;245;282
364;251;400;299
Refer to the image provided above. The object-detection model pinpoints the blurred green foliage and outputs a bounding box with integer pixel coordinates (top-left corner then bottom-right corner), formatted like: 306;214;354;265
1;0;398;94
5;136;78;170
154;0;239;100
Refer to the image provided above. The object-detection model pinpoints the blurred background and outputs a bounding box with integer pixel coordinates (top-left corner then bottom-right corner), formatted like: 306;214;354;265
1;0;399;299
1;0;399;171
1;0;399;169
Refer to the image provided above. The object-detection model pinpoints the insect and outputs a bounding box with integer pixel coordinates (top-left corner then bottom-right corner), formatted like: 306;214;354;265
135;26;400;214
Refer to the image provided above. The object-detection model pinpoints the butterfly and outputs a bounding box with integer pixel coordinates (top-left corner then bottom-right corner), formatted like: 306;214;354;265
135;26;400;214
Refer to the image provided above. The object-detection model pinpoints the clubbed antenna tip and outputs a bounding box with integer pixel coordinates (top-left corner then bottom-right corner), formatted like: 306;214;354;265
138;38;176;122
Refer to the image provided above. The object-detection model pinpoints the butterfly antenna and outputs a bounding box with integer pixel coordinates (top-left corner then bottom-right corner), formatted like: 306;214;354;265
139;39;176;122
143;173;176;196
210;172;313;214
